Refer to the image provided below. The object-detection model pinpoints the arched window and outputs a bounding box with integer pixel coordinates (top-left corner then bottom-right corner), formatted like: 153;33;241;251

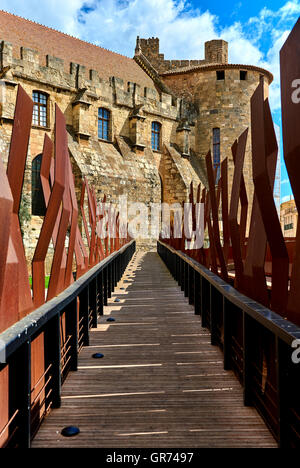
151;121;161;151
32;91;48;127
32;153;46;216
98;108;110;140
213;128;220;182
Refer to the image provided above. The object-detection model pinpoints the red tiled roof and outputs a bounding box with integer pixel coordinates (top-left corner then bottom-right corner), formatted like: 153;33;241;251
0;10;155;88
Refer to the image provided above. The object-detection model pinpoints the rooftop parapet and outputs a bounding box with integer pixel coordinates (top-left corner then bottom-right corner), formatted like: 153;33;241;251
0;40;179;120
135;36;229;75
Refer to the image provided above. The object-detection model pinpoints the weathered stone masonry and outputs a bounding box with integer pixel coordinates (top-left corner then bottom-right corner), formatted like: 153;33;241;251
135;36;273;214
0;11;273;271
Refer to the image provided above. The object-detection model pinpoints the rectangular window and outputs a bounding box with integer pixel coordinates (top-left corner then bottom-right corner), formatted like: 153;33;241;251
240;70;247;80
151;121;161;151
98;108;110;140
216;70;225;80
32;91;48;127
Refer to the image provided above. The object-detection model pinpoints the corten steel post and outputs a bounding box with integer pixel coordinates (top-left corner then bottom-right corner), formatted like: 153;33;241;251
108;205;117;254
251;83;289;315
194;183;202;261
231;139;248;259
64;157;78;287
188;183;202;260
96;196;106;261
103;196;109;257
6;85;33;319
205;192;218;274
91;187;103;263
186;182;195;257
47;105;71;301
98;194;108;256
221;159;230;264
243;82;270;309
0;155;13;444
229;129;248;291
80;178;91;250
205;151;228;281
87;183;97;266
69;156;89;278
32;107;67;307
0;157;14;331
280;17;300;325
40;136;68;271
198;188;207;266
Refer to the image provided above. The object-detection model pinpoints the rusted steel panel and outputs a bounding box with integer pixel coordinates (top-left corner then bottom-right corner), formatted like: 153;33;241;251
6;85;33;318
243;192;269;306
0;237;19;331
280;18;300;325
231;140;248;258
205;151;228;280
0;367;9;447
47;105;70;301
205;192;218;274
40;135;53;206
0;157;13;319
32;108;66;307
229;130;248;290
80;179;91;248
251;82;289;315
221;158;230;264
64;157;77;287
87;182;97;266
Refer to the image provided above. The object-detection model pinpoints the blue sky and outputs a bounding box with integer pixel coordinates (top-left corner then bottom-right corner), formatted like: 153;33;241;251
0;0;299;202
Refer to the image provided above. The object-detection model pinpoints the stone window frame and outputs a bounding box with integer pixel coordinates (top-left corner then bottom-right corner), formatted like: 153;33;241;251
98;107;113;142
151;120;162;152
32;90;50;129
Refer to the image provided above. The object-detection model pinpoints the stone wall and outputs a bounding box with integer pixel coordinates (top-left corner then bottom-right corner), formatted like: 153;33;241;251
162;66;272;222
0;39;202;270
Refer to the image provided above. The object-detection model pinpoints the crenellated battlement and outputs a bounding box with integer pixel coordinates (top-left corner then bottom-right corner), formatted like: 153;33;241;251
135;36;228;74
0;39;179;120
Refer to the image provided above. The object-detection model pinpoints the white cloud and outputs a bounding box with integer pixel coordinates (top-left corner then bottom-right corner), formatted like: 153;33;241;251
281;195;294;202
0;0;83;35
0;0;299;111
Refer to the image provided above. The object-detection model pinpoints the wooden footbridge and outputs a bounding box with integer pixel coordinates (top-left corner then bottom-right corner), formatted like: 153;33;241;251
0;19;300;449
32;250;276;448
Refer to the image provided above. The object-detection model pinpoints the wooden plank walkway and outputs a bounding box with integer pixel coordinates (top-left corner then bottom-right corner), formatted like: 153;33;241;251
32;251;276;448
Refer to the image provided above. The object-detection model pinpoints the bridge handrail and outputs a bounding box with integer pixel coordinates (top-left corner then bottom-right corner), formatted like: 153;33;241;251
0;240;136;448
158;240;300;346
0;240;135;361
158;239;300;448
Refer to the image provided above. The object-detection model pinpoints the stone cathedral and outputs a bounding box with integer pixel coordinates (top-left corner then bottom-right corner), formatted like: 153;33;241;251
0;10;273;261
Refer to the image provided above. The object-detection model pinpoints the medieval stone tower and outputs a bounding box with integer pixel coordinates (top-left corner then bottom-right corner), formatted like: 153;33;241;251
134;36;273;206
0;11;273;265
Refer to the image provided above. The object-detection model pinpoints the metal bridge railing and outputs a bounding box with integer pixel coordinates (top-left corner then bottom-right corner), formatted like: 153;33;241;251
0;240;135;448
158;240;300;448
